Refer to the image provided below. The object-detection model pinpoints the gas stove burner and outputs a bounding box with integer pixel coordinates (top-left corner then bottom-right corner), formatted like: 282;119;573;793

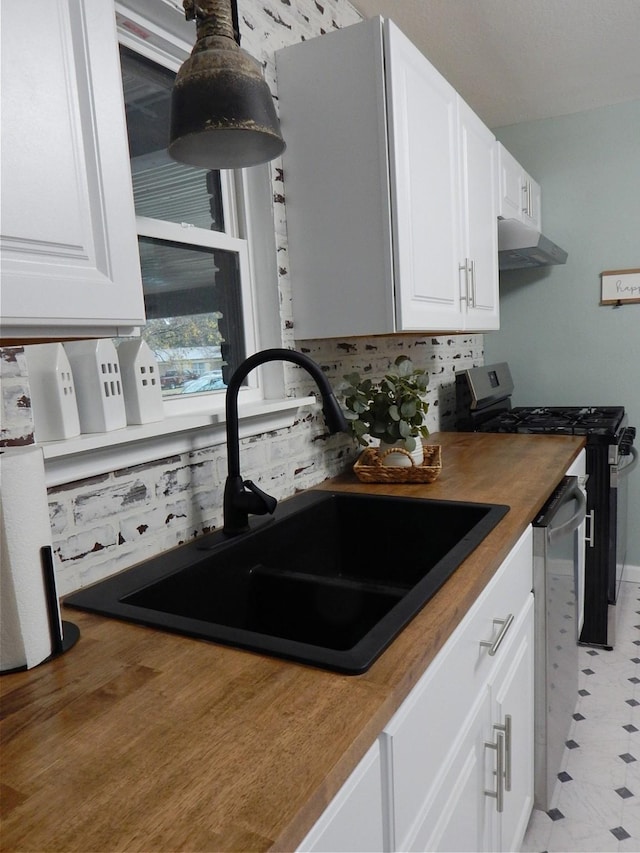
508;405;626;436
455;364;627;440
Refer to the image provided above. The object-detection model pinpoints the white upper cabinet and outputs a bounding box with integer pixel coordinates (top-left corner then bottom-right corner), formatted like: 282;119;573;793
458;100;500;330
276;17;499;339
0;0;144;339
384;22;461;332
497;143;542;230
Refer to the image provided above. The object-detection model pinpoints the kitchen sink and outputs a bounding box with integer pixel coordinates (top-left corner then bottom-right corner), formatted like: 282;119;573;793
65;491;509;674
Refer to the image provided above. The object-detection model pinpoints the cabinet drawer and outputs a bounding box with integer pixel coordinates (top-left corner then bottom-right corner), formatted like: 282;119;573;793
382;526;532;850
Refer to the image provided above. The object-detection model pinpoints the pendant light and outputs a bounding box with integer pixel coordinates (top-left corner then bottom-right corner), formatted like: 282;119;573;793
169;0;285;170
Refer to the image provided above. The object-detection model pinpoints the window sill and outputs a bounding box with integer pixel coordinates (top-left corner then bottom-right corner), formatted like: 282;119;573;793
42;395;316;487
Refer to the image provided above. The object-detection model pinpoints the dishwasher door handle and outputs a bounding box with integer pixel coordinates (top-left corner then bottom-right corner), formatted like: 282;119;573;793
547;480;587;545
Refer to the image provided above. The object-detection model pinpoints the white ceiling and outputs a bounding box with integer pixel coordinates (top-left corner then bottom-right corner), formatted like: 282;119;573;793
348;0;640;128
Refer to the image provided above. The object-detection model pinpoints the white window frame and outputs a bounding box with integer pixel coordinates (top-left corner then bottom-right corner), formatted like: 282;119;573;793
135;216;262;416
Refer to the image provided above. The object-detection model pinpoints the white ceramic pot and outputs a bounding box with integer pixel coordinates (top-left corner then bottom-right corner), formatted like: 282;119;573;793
378;440;424;468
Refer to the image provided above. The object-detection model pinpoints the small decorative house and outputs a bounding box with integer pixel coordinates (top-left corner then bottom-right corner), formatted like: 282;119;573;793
63;339;127;433
117;338;164;425
24;343;81;441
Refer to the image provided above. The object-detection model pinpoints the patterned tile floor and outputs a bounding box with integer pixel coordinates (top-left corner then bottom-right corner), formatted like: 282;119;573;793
522;580;640;852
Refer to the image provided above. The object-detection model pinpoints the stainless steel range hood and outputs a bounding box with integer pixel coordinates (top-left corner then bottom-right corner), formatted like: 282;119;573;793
498;219;568;270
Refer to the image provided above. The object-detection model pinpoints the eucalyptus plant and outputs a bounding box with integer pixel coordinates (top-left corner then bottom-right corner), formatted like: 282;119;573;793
341;356;430;450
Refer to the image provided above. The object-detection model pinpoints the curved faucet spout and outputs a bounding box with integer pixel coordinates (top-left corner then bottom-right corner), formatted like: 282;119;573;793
223;348;348;535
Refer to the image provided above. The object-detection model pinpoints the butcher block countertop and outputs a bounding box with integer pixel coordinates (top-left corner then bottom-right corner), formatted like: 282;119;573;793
1;432;584;853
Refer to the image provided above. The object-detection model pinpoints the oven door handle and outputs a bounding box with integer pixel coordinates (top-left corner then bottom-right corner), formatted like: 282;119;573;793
617;446;638;479
547;481;587;545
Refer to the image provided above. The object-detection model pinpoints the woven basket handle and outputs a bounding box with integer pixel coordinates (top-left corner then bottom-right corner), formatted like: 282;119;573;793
378;446;416;466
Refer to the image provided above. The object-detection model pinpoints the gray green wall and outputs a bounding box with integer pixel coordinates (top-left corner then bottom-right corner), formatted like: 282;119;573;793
485;99;640;568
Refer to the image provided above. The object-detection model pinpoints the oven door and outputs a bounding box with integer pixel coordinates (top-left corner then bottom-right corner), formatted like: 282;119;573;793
532;475;587;809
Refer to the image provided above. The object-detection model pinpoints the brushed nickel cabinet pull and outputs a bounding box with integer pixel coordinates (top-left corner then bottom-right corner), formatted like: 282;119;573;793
469;259;476;308
459;260;469;304
586;510;596;547
494;714;512;791
479;614;514;656
484;729;505;813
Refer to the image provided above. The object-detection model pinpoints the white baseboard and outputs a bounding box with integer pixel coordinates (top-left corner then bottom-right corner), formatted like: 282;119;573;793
623;564;640;583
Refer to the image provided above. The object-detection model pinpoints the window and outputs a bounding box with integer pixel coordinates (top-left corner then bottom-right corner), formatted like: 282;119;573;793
117;29;257;403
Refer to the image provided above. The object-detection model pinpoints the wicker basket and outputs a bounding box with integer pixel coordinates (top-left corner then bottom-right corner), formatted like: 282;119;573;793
353;444;442;484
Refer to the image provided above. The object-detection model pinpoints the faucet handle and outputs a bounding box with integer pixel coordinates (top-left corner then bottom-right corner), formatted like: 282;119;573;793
242;480;278;515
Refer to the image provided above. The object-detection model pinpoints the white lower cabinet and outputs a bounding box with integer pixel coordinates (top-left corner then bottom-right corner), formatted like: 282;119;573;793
298;527;534;853
403;686;493;852
399;599;534;853
490;596;535;853
297;741;385;853
382;527;534;853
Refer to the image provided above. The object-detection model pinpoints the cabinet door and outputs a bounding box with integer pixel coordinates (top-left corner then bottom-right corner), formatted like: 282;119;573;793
297;741;385;853
489;594;535;853
458;100;499;330
277;18;395;340
382;528;533;851
0;0;144;338
497;144;524;221
385;21;462;332
497;143;542;230
407;690;493;853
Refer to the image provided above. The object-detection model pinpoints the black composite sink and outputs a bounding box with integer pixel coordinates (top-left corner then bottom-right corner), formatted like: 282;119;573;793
65;491;509;674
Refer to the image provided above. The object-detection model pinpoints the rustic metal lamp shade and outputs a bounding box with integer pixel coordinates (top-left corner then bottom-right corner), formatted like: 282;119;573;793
168;0;285;170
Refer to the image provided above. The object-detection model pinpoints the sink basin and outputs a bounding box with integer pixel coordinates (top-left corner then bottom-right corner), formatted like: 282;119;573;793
65;491;509;674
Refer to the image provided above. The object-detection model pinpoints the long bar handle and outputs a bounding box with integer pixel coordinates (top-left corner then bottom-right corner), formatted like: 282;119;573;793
493;714;512;791
485;729;505;813
459;260;470;304
617;446;638;479
479;614;514;656
469;259;476;308
585;510;595;547
547;481;587;544
523;180;533;218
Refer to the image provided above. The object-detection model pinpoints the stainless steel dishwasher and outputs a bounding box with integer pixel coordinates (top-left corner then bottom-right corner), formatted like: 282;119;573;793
532;474;587;810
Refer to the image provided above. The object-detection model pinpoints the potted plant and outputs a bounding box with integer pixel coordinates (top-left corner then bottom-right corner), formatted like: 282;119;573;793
341;356;430;467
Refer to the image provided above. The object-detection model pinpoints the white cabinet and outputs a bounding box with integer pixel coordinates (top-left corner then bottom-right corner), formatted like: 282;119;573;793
276;17;498;339
457;100;500;330
400;602;534;853
497;143;542;230
380;526;534;853
489;596;535;853
299;527;534;853
0;0;144;339
297;741;385;853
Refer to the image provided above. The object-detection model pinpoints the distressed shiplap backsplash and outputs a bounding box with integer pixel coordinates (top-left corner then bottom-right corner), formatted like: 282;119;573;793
0;0;485;596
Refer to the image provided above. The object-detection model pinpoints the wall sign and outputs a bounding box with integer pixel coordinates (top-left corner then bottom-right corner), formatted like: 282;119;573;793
600;268;640;305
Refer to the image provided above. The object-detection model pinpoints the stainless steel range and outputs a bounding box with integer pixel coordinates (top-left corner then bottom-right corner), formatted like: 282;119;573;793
456;362;638;649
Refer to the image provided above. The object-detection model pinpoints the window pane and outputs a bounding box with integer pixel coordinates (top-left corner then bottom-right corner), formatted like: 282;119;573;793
120;45;225;231
138;237;247;397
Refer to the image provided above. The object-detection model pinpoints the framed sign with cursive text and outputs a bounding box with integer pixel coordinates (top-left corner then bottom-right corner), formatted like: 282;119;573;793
600;269;640;305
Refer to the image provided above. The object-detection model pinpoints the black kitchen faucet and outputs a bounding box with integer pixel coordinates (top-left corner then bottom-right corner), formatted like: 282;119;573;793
223;348;348;535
